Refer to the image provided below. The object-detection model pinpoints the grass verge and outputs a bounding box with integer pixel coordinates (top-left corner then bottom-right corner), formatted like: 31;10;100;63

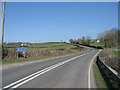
114;51;120;56
94;58;108;88
2;49;88;64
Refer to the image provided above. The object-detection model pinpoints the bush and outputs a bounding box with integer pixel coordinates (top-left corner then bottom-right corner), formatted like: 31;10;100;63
99;48;119;76
2;46;8;59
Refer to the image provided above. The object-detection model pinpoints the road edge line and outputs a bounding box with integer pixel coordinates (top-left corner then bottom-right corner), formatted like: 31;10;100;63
2;50;94;89
88;50;102;88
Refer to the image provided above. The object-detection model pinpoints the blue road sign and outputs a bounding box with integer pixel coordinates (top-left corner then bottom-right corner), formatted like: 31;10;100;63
16;48;26;52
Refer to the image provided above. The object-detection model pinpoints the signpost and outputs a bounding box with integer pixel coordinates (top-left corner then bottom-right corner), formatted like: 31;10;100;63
15;48;26;59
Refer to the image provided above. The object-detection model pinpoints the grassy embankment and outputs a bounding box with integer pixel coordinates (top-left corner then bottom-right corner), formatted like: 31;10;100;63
94;58;108;88
91;42;107;88
93;43;119;88
3;42;88;64
114;46;120;56
90;42;120;56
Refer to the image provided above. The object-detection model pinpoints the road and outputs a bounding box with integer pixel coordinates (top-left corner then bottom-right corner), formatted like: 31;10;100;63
2;48;99;89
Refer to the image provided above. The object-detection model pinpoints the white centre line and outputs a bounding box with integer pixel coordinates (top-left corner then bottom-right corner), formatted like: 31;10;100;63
2;50;95;89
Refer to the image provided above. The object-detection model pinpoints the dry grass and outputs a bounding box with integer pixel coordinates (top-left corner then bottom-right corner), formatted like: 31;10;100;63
99;48;119;76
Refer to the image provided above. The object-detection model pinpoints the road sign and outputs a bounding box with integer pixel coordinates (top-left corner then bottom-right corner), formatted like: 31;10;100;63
16;48;26;52
16;48;26;59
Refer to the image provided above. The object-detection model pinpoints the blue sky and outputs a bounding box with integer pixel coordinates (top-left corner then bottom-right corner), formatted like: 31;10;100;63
2;2;118;43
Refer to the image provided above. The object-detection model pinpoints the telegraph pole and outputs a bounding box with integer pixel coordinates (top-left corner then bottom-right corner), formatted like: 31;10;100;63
1;0;5;46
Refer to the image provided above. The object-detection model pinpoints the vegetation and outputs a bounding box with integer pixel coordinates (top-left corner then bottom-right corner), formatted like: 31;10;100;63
69;28;119;49
2;48;87;64
99;48;119;75
94;58;108;88
2;52;84;64
93;28;120;88
90;42;105;47
4;42;76;50
2;42;88;63
69;36;92;45
114;51;120;56
97;28;119;48
96;56;119;88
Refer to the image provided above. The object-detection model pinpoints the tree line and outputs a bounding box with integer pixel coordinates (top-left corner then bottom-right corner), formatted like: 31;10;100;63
69;28;120;48
69;36;92;45
97;28;119;48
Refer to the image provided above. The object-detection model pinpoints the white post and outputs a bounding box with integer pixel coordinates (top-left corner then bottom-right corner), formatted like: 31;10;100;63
23;51;25;59
17;51;18;59
24;52;25;59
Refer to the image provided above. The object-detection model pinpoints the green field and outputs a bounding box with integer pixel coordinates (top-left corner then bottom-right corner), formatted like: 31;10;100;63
3;42;77;50
3;42;88;64
90;42;105;47
114;51;120;56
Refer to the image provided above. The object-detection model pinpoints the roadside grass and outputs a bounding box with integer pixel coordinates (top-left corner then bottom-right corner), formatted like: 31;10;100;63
90;42;105;48
2;49;88;64
94;58;108;88
2;55;62;64
114;51;120;56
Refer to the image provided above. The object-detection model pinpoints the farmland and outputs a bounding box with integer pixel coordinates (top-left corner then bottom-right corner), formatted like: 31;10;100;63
90;42;105;48
2;42;87;64
4;42;77;50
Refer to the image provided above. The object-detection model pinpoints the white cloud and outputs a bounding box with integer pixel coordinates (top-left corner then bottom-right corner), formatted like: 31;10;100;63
88;30;96;33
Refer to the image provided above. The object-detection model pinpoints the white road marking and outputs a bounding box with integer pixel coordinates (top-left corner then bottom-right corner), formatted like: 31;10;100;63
88;50;102;88
2;50;95;89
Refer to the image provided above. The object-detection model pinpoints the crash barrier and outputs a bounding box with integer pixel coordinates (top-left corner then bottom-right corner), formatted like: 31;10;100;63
96;56;120;88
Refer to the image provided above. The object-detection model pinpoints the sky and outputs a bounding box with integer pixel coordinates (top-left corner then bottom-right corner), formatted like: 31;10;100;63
1;2;118;43
1;0;120;2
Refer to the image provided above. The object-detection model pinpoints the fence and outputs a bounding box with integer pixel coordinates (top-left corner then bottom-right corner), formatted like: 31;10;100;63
96;56;120;88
